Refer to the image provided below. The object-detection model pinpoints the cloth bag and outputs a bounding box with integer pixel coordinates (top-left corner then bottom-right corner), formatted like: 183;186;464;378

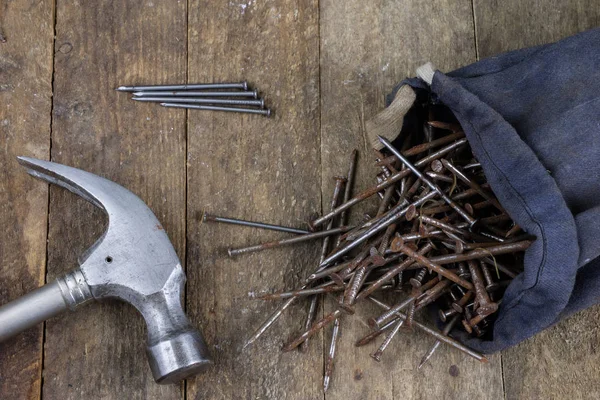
367;28;600;353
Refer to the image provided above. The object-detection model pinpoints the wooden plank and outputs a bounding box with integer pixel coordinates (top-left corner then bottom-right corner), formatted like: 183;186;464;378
319;1;505;399
42;2;187;399
185;1;322;399
474;0;600;58
473;2;600;398
0;1;54;399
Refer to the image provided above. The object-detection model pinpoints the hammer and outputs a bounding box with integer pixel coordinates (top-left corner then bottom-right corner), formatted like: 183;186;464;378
0;157;212;384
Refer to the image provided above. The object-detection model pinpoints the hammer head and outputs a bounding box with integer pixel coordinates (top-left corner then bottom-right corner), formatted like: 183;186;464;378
18;157;212;384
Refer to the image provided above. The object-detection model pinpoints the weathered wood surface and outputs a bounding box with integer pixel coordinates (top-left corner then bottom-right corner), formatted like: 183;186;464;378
185;1;322;399
0;1;599;399
0;1;54;399
473;2;600;399
42;1;187;399
319;1;504;399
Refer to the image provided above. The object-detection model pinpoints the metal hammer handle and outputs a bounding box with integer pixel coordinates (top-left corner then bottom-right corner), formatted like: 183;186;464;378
0;269;92;342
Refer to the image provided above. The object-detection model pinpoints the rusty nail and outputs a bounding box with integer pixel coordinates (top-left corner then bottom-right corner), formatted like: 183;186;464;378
371;318;405;362
418;314;460;369
368;296;488;363
310;138;468;229
410;268;428;288
378;136;477;227
323;318;341;392
282;309;342;352
467;260;498;317
228;225;354;257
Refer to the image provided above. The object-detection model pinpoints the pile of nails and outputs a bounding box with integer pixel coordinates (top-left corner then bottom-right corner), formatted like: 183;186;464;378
116;81;271;116
205;105;534;391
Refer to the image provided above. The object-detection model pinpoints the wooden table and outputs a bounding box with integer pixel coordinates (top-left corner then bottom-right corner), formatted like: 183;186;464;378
1;1;599;399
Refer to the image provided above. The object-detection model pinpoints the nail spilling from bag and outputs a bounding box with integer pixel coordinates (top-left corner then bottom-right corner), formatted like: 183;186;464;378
204;103;534;392
116;81;272;116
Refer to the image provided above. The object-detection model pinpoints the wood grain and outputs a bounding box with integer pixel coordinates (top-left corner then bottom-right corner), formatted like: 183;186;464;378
185;1;322;399
474;0;600;58
42;1;187;399
1;1;599;399
0;1;54;399
319;1;504;399
473;2;600;398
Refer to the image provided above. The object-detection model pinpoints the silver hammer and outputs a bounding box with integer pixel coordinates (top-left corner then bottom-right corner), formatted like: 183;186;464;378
0;157;212;384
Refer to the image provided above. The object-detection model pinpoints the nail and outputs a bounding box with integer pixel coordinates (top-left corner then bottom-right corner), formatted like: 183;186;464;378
414;279;452;310
357;243;434;300
319;177;348;263
310;138;468;228
376;185;398;216
378;136;477;227
390;236;474;291
300;295;320;354
135;89;258;97
404;300;416;329
243;296;296;349
451;290;473;313
282;309;342;352
338;150;358;232
369;277;440;329
457;262;470;278
467;260;498;317
505;223;522;238
479;261;500;292
320;191;437;267
228;225;354;257
116;81;249;91
419;215;470;239
441;159;504;213
423;240;532;266
202;211;309;234
410;268;428;288
371;318;405;362
462;307;475;334
161;102;271;116
256;284;342;300
418;314;460;369
438;307;459;322
323;318;341;392
376;132;465;168
355;319;397;347
343;248;387;308
367;296;488;363
431;159;444;173
307;260;352;281
427;121;463;133
426;171;454;183
302;176;346;352
133;97;265;107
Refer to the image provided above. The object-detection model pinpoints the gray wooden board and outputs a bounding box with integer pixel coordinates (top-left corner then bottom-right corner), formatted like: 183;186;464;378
0;0;599;398
0;1;54;399
185;0;322;399
42;1;187;399
473;1;600;399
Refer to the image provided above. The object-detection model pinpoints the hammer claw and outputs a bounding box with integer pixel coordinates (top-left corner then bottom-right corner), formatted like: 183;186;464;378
0;157;213;384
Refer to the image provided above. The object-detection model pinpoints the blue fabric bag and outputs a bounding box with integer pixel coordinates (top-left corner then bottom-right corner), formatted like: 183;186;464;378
380;28;600;353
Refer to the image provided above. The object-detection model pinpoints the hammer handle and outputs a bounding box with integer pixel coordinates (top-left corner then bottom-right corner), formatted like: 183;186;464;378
0;281;68;342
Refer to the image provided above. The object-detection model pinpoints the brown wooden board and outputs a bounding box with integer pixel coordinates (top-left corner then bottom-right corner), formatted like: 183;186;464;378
473;1;600;398
1;1;599;399
0;1;54;399
319;1;505;399
41;2;187;399
185;1;322;399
